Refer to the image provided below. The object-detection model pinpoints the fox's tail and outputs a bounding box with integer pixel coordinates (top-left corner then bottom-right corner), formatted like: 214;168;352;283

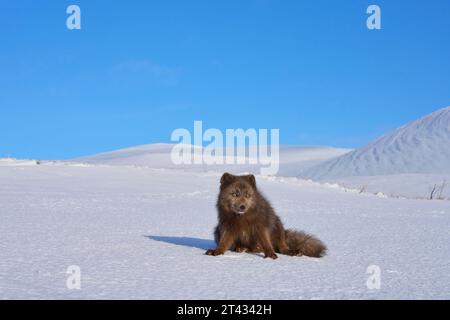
285;229;327;258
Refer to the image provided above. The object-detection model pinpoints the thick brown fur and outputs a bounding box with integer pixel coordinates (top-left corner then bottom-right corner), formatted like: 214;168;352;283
206;173;327;259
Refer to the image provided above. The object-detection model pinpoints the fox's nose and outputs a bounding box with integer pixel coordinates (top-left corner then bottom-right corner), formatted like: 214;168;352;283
239;205;246;210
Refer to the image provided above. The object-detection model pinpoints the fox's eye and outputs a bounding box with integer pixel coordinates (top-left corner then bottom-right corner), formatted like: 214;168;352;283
245;193;251;198
231;192;239;197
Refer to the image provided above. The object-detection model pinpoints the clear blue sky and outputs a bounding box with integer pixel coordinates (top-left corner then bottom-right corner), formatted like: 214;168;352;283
1;0;450;159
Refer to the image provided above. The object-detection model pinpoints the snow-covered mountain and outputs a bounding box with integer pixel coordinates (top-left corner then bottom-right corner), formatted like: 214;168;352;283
303;106;450;180
75;144;351;176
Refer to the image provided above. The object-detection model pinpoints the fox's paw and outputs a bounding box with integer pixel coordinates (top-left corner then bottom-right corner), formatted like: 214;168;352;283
264;252;278;260
235;247;247;253
205;249;224;256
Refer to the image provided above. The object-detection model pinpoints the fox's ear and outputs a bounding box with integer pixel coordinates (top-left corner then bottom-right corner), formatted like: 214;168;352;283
243;174;256;188
220;172;235;188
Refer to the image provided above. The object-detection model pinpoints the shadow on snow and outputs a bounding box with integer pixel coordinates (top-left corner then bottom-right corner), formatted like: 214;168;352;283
145;235;215;250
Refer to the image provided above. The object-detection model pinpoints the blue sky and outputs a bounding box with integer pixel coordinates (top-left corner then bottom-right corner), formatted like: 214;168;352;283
1;0;450;159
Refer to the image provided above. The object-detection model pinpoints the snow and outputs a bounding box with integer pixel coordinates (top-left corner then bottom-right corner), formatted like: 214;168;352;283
75;144;351;177
1;162;449;299
0;158;39;167
323;174;450;200
301;107;450;199
304;107;450;179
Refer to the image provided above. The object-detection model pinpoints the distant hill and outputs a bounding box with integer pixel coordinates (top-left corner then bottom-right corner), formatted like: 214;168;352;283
303;106;450;180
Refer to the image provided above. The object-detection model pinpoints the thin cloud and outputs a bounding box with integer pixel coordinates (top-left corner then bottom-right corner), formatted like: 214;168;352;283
111;59;182;85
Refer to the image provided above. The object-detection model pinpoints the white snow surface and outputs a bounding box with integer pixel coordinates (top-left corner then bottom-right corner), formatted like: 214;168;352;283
1;162;449;299
303;107;450;180
323;174;450;200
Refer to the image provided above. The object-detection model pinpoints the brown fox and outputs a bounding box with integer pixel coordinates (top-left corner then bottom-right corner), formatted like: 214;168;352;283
206;173;327;259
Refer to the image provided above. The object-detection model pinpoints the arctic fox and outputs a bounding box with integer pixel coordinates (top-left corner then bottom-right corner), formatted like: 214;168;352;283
206;173;327;259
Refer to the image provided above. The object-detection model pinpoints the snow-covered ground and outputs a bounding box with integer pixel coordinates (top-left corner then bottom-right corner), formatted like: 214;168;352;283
323;174;450;200
1;161;449;299
0;158;39;167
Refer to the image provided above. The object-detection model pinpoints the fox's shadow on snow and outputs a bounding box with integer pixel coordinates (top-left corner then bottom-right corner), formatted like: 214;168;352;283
145;235;215;250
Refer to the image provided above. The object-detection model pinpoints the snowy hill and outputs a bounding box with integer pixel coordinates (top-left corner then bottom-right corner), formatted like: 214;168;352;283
303;107;450;180
0;158;39;166
75;144;351;177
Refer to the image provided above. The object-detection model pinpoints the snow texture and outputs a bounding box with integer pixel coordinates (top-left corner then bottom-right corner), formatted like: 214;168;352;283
0;162;449;299
304;107;450;179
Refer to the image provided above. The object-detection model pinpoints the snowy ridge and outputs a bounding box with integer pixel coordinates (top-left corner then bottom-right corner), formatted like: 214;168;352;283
74;144;351;176
303;106;450;180
0;158;39;166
